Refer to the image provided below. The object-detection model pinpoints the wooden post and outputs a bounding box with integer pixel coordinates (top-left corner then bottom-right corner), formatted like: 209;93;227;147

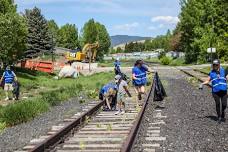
89;48;91;72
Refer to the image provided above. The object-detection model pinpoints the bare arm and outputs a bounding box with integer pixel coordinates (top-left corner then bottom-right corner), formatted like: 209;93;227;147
132;73;137;80
0;72;5;83
104;96;111;110
202;76;211;85
13;72;17;81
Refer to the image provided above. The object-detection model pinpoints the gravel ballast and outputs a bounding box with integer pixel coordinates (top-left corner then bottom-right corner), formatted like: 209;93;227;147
0;97;85;152
133;68;228;152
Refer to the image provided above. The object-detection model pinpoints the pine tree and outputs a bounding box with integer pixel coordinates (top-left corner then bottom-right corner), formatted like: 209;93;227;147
24;7;52;58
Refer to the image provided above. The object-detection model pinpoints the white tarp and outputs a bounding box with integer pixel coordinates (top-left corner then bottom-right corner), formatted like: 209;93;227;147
58;65;79;78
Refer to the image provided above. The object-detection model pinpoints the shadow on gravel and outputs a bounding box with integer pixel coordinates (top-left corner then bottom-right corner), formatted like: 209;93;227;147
205;115;218;121
155;105;165;109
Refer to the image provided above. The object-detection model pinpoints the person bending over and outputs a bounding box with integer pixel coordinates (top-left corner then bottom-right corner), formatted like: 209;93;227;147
99;83;117;111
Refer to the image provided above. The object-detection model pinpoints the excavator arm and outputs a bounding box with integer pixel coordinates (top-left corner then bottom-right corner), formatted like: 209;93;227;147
82;42;99;62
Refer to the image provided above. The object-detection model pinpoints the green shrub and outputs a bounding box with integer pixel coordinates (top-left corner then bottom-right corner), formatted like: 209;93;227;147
87;89;98;99
0;122;6;131
41;90;63;106
22;82;39;90
170;58;185;66
0;72;114;128
0;100;49;126
160;56;172;65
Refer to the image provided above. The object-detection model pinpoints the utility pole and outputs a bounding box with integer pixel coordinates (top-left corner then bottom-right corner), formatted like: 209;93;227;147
211;16;214;66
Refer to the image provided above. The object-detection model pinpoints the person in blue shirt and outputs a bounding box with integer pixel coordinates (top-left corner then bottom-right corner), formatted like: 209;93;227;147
0;66;17;101
132;60;149;101
200;59;228;123
99;83;117;111
114;58;121;75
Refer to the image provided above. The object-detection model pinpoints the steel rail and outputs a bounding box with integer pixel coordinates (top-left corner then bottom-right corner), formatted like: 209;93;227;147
120;73;155;152
29;100;104;152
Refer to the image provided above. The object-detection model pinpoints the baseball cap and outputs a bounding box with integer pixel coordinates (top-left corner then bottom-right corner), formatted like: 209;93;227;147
115;75;121;83
115;75;121;80
6;65;10;70
212;59;220;65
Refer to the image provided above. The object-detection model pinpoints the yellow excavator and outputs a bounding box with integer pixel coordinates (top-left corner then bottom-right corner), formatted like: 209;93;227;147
65;42;99;63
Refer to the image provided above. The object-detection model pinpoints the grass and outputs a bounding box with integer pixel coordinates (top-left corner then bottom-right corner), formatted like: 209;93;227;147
0;68;114;128
159;57;186;66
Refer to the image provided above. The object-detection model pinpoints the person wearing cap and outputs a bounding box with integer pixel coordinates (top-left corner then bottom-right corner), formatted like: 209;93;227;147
115;75;132;115
0;66;17;101
132;60;149;101
200;59;228;123
99;83;117;111
114;58;121;75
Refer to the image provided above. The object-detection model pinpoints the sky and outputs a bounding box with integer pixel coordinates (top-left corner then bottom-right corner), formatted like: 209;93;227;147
15;0;181;37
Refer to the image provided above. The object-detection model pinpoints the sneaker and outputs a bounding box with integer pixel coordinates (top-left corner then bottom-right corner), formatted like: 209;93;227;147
4;97;9;101
115;110;121;115
120;110;125;114
221;111;225;119
221;118;226;122
138;94;142;100
218;117;222;124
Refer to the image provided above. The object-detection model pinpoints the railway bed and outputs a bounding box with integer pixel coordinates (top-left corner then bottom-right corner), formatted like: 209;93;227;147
15;73;155;152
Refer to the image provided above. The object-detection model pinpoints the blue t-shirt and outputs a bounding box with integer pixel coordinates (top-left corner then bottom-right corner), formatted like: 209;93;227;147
100;83;117;95
132;66;148;85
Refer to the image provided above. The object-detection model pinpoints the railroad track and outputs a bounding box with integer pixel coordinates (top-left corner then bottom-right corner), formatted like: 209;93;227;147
179;68;212;87
16;75;155;152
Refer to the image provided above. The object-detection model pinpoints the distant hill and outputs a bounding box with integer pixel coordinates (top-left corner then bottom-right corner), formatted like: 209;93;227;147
111;35;151;47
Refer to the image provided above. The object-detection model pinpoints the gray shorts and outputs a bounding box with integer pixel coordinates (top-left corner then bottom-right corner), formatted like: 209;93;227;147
117;92;126;103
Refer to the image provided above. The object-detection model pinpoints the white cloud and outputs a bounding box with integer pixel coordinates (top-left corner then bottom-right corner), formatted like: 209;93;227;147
151;16;179;24
114;22;139;31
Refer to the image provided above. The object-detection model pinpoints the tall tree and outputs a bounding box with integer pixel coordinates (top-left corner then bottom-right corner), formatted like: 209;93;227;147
48;19;59;47
0;0;27;64
57;24;78;49
81;19;111;60
24;7;52;58
95;22;111;60
178;0;228;63
81;19;98;44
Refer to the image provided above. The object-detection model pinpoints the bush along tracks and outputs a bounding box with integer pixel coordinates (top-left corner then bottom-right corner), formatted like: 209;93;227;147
0;72;114;128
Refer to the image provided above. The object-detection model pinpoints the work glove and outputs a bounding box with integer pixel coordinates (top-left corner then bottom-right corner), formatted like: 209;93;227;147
199;83;203;90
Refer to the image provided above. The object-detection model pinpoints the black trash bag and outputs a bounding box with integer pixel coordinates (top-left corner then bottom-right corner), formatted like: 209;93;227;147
110;91;117;110
12;81;20;100
153;72;167;101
